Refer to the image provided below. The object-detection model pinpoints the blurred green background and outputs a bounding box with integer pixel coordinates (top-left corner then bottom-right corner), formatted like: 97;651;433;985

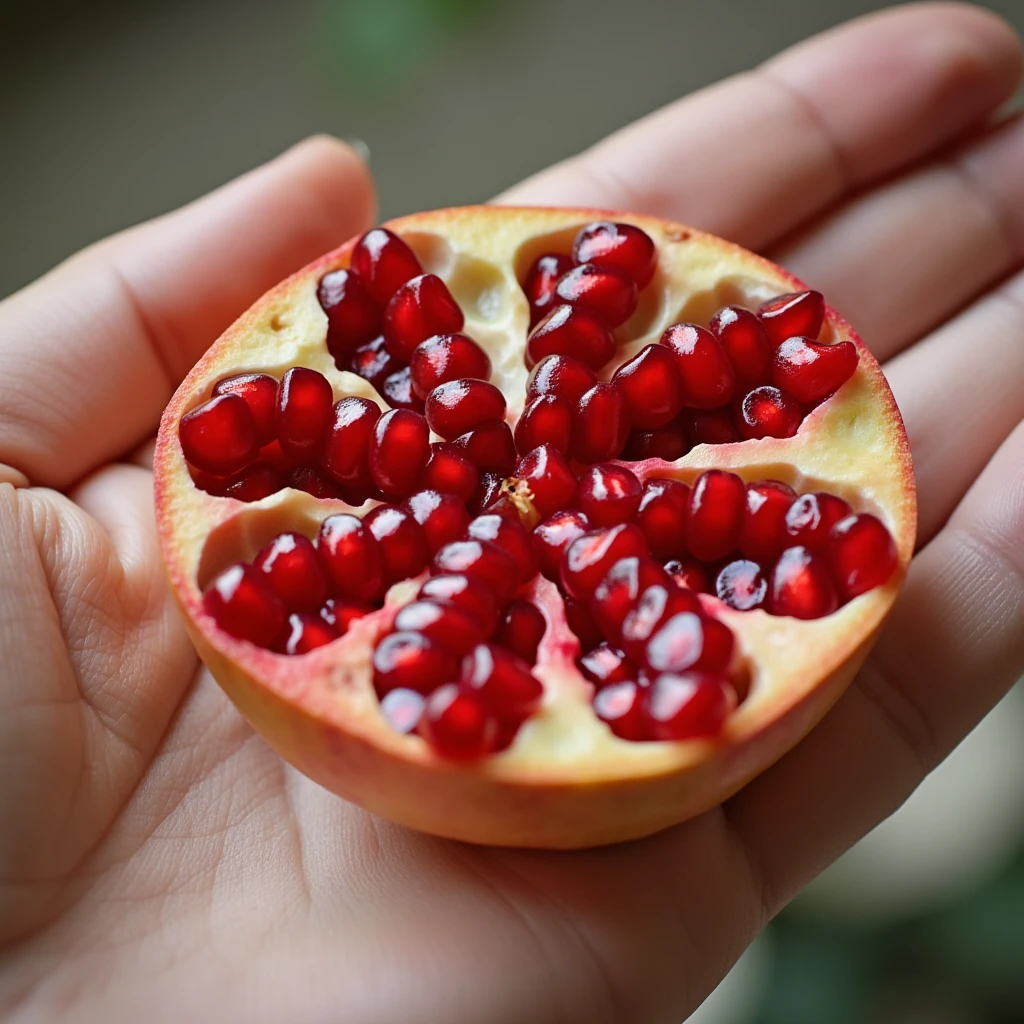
3;1;1023;1021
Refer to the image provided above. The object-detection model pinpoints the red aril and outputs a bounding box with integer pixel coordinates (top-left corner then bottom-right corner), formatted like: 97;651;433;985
254;532;329;613
554;263;638;327
758;290;825;346
636;478;689;559
420;684;495;759
515;444;577;518
317;513;385;604
351;227;423;305
829;513;899;599
380;366;424;412
526;304;616;370
612;344;684;429
383;274;464;361
317;269;381;355
320;598;373;635
785;492;853;551
368;408;430;498
532;509;590;580
374;632;459;696
664;557;711;594
467;514;538;585
561;523;649;600
364;504;429;583
425;379;506;439
418;573;500;635
452;421;517;475
523;252;573;325
572;220;657;287
767;546;839;619
564;597;604;652
283;613;339;655
348;335;399;388
709;306;772;389
321;396;380;490
526;353;597;404
772;337;859;405
642;609;705;673
590;556;671;641
593;680;646;740
404;489;470;554
179;393;258;476
410;332;492;399
573;382;630;463
420;443;479;502
212;373;278;446
203;563;286;647
214;463;283;502
739;480;795;563
289;465;343;500
577;463;642;528
514;395;573;454
578;643;635;686
688;470;746;562
660;324;735;409
737;386;801;439
275;367;334;461
380;688;426;734
687;409;739;446
716;559;768;611
621;426;689;462
643;672;734;740
460;643;543;722
432;539;519;606
393;599;486;657
620;585;701;664
495;600;547;663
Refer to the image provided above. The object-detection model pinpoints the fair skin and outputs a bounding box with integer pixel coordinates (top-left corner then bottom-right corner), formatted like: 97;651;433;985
1;3;1022;1021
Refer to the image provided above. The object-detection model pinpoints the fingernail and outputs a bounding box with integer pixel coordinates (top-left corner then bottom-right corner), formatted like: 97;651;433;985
344;137;371;165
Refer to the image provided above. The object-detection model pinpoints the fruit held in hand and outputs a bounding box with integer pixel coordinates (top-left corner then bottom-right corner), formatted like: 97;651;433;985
156;207;915;849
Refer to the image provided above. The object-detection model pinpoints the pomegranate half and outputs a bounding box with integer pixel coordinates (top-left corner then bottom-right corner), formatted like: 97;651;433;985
155;207;915;848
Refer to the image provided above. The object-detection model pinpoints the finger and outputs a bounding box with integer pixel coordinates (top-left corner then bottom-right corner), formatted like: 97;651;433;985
497;4;1021;250
773;114;1024;362
886;267;1024;544
725;417;1024;914
0;136;376;489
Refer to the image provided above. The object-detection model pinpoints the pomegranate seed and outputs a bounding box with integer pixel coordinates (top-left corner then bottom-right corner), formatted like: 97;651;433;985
524;252;573;325
593;680;646;740
643;672;734;740
320;597;373;634
453;421;517;476
394;599;486;656
526;353;597;404
698;616;735;672
373;632;458;696
212;373;278;446
420;443;479;502
254;532;330;613
771;338;859;405
425;378;505;439
532;509;590;580
688;470;746;561
495;600;547;663
289;465;343;499
660;323;735;409
829;513;898;599
469;471;509;517
642;609;704;673
418;573;499;634
785;492;852;551
275;367;334;461
578;643;635;685
215;463;283;502
409;332;491;399
664;557;711;593
383;274;464;362
561;523;649;600
554;263;638;327
348;335;399;388
709;306;772;389
716;559;767;611
578;464;642;528
432;539;518;606
321;396;380;490
514;395;573;454
515;444;577;519
590;556;671;641
737;385;802;439
467;514;538;585
368;408;430;498
420;684;494;759
317;513;385;603
573;220;657;288
180;393;258;476
203;563;285;647
403;489;470;554
364;504;429;583
573;382;630;463
687;409;739;446
636;478;690;559
461;643;543;721
758;290;825;346
564;597;604;652
283;612;338;655
526;304;616;370
767;546;838;619
621;586;702;663
380;687;425;734
380;366;424;412
739;481;795;564
318;269;382;356
612;345;684;429
350;227;423;305
621;426;689;462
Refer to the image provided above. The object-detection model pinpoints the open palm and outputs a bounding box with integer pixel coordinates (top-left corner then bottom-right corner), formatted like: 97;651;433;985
2;6;1022;1022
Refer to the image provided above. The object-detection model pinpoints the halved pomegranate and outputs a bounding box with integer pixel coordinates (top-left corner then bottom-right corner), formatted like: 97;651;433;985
156;207;915;848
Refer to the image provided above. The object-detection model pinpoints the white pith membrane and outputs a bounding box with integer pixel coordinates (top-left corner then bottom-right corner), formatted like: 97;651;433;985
155;207;915;847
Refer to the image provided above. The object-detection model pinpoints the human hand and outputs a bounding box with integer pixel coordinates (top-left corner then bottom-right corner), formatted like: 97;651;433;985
1;5;1022;1022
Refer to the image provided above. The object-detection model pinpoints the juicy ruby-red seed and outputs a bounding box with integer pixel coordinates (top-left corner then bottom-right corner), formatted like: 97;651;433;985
211;463;284;502
432;539;519;606
829;513;898;599
469;471;509;517
593;680;646;740
526;353;597;404
785;492;853;551
203;563;286;647
622;587;702;664
317;268;382;356
283;613;339;655
212;373;278;446
758;290;825;346
573;220;657;288
737;385;802;439
460;643;543;722
709;306;772;389
364;504;429;583
739;480;796;564
621;425;689;462
767;546;839;619
561;523;649;601
383;273;464;362
379;687;426;734
289;465;343;499
523;252;573;325
495;600;547;663
697;615;735;672
590;556;671;642
420;684;495;759
394;599;485;657
526;304;616;371
573;382;631;464
516;443;578;518
254;531;330;613
716;559;768;611
420;443;479;502
643;672;734;740
564;596;604;652
772;337;859;405
418;573;499;634
612;344;684;429
687;409;739;446
409;332;492;399
179;393;259;476
275;367;334;461
318;513;385;603
636;478;690;559
425;378;506;439
554;263;638;328
688;469;746;562
368;408;430;498
514;395;573;454
453;421;517;476
320;597;373;634
380;365;424;412
348;335;400;388
373;632;458;696
660;323;735;409
532;509;590;580
321;396;380;490
467;514;538;585
403;488;470;554
350;227;423;305
664;557;711;593
577;463;643;528
578;643;635;686
642;609;704;673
